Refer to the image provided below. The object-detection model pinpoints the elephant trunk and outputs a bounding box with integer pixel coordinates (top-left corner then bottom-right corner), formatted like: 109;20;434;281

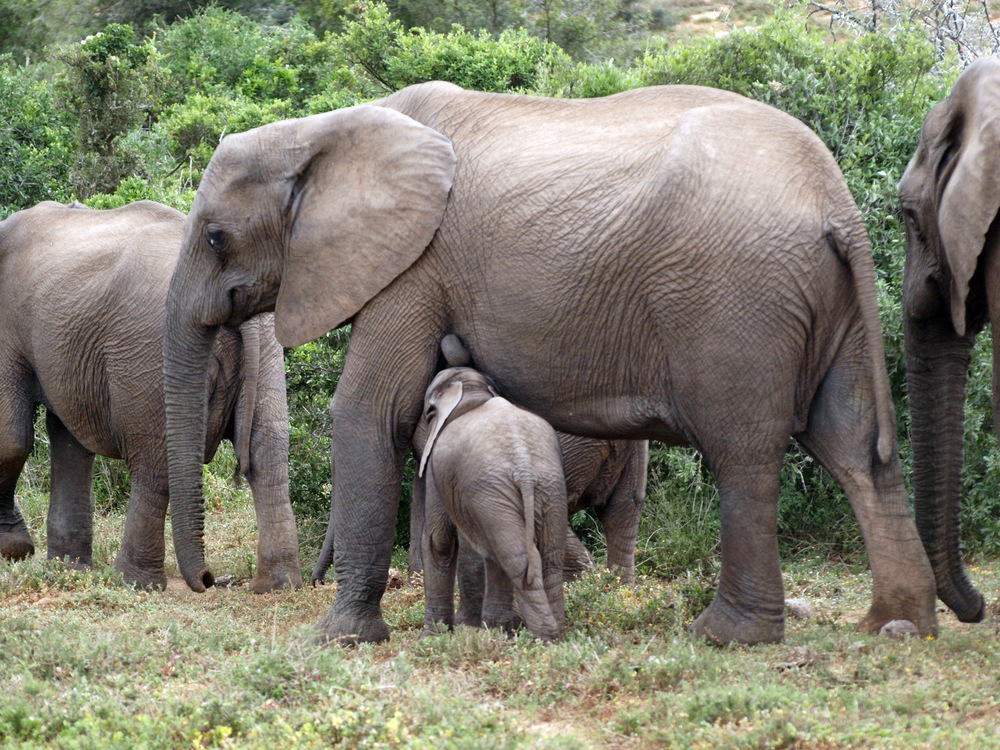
904;315;984;622
163;273;220;593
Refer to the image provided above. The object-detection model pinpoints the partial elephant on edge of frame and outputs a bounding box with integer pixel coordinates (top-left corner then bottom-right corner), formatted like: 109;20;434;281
160;80;937;646
900;56;1000;624
417;366;567;642
0;200;301;593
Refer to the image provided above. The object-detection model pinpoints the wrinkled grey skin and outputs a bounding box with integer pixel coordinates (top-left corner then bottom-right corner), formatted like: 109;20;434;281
161;81;936;645
0;201;300;593
418;367;567;641
900;57;1000;624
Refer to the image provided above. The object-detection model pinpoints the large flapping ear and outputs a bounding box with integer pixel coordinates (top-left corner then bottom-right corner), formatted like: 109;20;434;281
418;380;463;478
274;105;457;347
935;59;1000;337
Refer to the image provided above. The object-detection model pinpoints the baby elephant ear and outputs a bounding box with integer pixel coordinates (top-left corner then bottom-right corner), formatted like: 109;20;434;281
275;105;457;347
418;380;464;478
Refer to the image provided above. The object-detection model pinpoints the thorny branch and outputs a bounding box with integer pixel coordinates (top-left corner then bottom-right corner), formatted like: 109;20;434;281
804;0;1000;65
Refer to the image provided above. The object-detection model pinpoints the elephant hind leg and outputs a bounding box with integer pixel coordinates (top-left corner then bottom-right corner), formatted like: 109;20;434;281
46;411;95;566
796;333;937;637
0;384;36;561
113;470;168;590
496;545;562;641
482;557;519;633
690;449;786;646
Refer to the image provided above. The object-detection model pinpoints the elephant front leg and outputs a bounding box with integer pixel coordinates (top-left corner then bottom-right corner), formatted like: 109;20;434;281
114;472;169;590
482;558;519;634
0;387;35;560
691;459;785;645
246;427;301;594
315;326;438;645
245;327;302;593
45;411;95;566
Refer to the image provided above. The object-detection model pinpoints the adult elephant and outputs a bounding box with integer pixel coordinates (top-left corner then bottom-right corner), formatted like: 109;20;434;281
163;81;937;645
0;200;301;593
899;57;1000;624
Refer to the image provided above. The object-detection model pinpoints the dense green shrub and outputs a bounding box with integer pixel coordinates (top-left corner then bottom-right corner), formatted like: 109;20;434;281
339;2;566;92
54;24;162;197
0;61;74;218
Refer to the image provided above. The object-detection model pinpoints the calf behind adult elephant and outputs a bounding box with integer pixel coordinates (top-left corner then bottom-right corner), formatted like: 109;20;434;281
0;200;300;592
900;57;1000;623
162;81;936;645
419;367;567;641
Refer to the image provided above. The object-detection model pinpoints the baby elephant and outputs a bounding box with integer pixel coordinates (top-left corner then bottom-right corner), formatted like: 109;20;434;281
419;367;567;641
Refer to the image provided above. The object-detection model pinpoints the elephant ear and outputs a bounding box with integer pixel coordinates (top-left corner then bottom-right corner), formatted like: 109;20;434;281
274;105;457;347
418;380;464;478
936;60;1000;337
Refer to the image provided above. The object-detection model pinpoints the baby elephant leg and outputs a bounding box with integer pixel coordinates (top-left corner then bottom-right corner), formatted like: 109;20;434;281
482;558;520;634
456;533;486;627
420;487;459;638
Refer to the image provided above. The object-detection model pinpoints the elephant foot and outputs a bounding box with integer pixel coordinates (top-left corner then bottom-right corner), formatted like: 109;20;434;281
113;552;167;591
0;521;35;560
691;594;784;645
856;587;939;637
418;621;453;640
315;602;390;646
250;562;304;594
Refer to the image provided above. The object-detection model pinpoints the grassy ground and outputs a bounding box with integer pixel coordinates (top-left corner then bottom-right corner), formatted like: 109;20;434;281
4;461;1000;749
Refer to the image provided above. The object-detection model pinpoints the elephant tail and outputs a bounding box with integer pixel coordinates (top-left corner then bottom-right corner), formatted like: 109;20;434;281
834;217;895;464
235;316;261;481
519;477;542;591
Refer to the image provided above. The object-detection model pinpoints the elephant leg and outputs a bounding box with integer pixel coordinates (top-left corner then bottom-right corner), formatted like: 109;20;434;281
114;470;168;590
420;478;458;638
316;324;439;645
456;532;487;627
690;448;786;646
504;543;561;642
245;359;302;593
562;526;594;582
407;467;426;584
596;444;647;584
45;411;94;566
482;557;519;633
796;330;937;636
540;498;567;635
0;387;35;561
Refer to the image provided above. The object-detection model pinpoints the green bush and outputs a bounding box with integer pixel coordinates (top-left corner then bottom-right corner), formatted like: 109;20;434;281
54;24;162;197
0;60;74;218
339;1;567;92
154;7;333;108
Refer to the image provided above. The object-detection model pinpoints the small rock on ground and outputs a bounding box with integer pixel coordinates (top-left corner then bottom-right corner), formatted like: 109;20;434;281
879;619;918;639
785;598;812;620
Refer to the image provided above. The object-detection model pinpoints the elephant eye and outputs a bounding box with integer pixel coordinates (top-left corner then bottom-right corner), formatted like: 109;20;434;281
206;228;229;253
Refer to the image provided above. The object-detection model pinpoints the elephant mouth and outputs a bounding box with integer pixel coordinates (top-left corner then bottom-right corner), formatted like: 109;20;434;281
222;284;274;329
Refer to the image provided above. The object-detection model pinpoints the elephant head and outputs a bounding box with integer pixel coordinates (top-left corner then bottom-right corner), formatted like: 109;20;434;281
418;367;499;478
163;105;457;591
899;57;1000;623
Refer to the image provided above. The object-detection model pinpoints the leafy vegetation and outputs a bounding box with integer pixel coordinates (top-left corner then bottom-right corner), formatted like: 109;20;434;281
4;0;998;568
4;0;1000;745
2;502;1000;747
